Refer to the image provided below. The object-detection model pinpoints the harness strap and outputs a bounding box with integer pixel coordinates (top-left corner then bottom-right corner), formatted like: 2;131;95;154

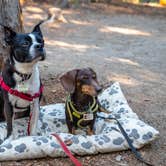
67;95;97;115
66;95;98;128
51;133;82;166
0;76;43;102
14;101;30;110
66;100;73;122
77;118;85;129
98;115;154;166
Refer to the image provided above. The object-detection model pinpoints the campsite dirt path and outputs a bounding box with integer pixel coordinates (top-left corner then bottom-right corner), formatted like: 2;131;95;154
1;2;166;166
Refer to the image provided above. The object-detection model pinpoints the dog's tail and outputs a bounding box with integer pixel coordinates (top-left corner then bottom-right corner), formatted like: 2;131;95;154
33;14;51;28
32;12;56;33
39;8;67;26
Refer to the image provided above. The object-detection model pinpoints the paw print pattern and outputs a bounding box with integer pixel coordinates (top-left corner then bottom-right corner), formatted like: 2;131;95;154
0;82;159;159
18;129;26;137
103;126;117;134
41;122;48;130
142;132;153;140
15;143;27;153
100;99;110;109
109;88;118;95
94;135;111;145
81;141;92;149
32;137;49;146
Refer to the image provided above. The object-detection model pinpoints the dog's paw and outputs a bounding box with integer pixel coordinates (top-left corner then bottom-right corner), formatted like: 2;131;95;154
30;129;37;136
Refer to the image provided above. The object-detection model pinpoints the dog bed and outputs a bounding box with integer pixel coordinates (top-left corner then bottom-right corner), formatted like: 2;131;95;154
0;82;159;161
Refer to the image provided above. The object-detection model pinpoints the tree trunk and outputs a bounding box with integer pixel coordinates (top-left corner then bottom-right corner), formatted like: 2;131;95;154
0;0;23;69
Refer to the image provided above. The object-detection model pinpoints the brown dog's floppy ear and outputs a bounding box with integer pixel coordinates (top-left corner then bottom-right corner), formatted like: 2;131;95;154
60;69;78;93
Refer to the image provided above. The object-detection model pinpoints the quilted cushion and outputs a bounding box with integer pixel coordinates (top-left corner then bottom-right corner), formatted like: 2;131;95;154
0;82;159;161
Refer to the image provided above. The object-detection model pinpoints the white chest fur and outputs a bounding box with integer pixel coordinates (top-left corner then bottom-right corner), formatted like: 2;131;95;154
8;64;40;113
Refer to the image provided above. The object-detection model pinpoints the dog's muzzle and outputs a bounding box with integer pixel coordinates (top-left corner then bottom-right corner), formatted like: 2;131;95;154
40;49;46;61
36;46;46;61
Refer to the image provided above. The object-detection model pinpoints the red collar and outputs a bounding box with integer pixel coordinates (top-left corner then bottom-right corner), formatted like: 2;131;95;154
0;76;43;102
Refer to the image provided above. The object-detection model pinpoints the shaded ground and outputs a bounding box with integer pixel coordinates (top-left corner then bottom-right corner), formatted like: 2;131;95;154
1;2;166;166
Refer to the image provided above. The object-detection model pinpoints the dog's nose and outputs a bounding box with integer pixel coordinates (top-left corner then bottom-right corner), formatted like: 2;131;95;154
35;44;43;50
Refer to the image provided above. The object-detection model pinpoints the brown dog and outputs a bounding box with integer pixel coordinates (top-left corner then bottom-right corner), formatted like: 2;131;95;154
60;68;109;135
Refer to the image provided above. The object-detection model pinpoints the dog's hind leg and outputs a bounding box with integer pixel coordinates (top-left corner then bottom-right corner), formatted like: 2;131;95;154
0;107;5;122
1;102;14;145
4;102;13;138
0;90;5;122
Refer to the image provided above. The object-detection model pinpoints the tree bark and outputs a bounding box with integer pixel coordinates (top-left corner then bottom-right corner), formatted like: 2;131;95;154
0;0;23;69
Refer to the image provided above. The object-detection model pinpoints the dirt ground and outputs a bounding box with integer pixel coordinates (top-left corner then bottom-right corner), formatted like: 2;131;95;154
1;1;166;166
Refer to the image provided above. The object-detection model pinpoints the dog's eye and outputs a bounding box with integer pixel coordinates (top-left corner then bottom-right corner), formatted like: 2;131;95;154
82;75;88;80
22;41;29;47
38;39;44;44
92;74;96;79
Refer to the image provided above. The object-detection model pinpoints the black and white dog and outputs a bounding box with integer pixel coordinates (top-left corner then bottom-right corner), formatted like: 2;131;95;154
0;21;46;144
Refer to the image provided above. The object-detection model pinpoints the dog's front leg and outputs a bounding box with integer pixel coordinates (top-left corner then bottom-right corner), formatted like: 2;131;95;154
29;98;39;136
2;101;14;144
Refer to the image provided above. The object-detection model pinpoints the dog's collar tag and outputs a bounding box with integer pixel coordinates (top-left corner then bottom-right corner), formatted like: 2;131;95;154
17;83;29;92
83;113;94;121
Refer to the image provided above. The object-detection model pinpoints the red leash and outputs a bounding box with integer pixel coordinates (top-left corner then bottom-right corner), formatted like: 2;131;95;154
0;76;43;102
51;133;82;166
28;116;82;166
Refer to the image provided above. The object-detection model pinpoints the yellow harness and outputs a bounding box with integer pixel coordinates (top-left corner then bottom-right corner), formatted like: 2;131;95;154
66;95;99;128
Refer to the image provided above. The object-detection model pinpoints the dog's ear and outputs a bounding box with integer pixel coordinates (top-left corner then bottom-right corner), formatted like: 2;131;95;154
32;21;44;37
60;69;78;93
2;25;16;45
87;67;94;72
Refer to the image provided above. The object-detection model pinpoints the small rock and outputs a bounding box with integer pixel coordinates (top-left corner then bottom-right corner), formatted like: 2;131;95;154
44;65;48;68
144;99;151;102
86;156;91;160
64;139;73;146
115;155;122;161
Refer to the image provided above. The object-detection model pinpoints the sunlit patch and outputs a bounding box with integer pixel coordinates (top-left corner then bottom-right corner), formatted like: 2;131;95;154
26;14;43;20
107;74;140;87
44;23;61;29
70;19;92;26
82;85;96;96
63;10;78;15
24;6;44;14
105;57;140;67
25;22;34;27
107;69;161;87
100;26;151;36
137;69;161;82
45;40;99;52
